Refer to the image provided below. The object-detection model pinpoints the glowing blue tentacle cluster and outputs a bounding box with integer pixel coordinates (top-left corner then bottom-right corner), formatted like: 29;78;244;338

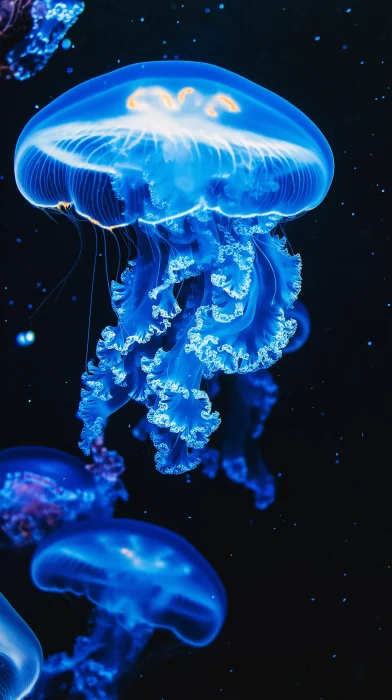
198;369;279;509
220;370;279;510
32;611;150;700
199;301;310;508
6;0;84;80
78;221;204;461
185;218;301;375
79;210;301;474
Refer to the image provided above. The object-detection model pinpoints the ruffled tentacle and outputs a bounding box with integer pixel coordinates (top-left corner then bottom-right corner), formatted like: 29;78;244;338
186;217;302;375
78;223;199;454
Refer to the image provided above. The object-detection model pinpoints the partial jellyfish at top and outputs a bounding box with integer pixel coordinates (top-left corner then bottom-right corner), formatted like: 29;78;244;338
0;0;84;80
14;60;334;475
30;518;227;699
0;592;43;700
0;442;127;547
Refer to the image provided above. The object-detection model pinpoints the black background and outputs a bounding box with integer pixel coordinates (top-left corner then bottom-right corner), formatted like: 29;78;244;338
1;0;392;698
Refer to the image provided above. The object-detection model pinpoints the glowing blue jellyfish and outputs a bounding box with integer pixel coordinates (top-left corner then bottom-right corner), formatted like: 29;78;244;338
5;0;84;80
14;61;334;475
0;443;127;546
0;592;43;700
30;518;227;699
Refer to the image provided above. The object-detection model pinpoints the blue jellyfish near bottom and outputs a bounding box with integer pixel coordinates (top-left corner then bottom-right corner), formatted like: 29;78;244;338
30;518;226;699
0;593;43;700
15;61;333;475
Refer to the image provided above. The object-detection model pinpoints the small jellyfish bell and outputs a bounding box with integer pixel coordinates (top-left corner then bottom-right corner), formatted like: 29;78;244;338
30;518;226;698
15;60;334;475
0;592;43;700
0;446;94;492
0;445;126;547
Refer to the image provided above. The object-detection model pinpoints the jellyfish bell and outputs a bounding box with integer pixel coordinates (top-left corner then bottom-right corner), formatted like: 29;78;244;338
0;593;43;700
30;519;226;698
0;445;126;547
14;60;333;226
0;446;93;492
15;61;333;475
31;517;227;647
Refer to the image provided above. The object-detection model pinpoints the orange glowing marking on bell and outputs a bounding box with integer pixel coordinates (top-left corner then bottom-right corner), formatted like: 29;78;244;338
86;215;108;227
55;202;125;230
216;93;240;112
85;215;123;232
152;88;176;109
205;107;218;117
126;88;145;109
205;92;240;118
178;87;194;103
